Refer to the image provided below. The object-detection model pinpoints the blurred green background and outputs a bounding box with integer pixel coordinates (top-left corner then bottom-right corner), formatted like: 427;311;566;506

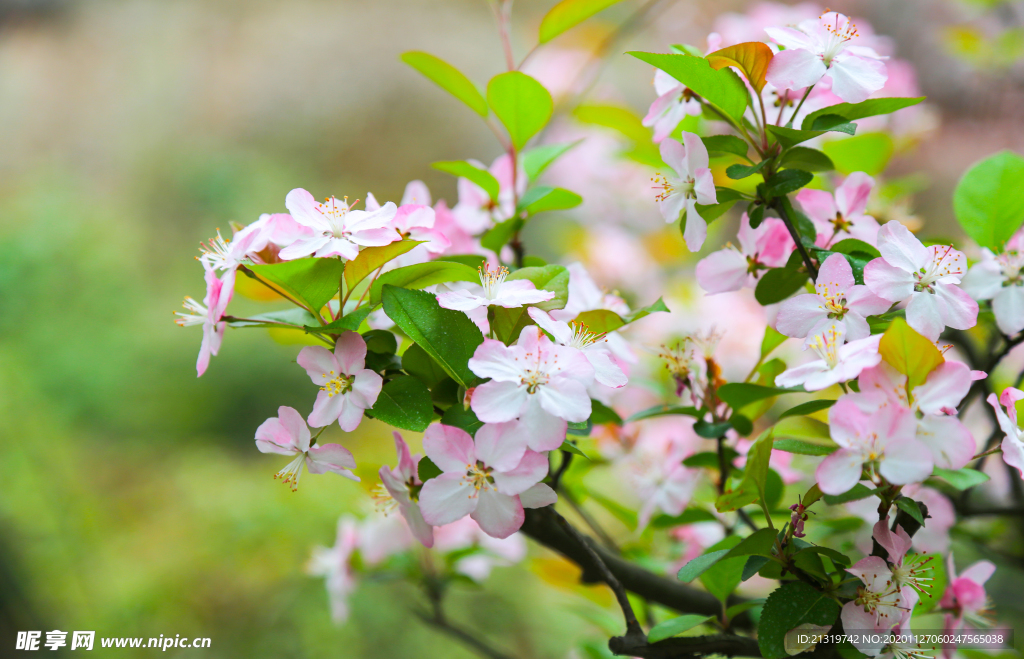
1;0;1023;656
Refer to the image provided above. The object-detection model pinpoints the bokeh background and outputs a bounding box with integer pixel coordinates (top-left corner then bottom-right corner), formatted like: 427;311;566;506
1;0;1023;656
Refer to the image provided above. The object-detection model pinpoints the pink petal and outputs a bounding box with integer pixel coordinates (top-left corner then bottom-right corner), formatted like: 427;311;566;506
437;289;489;312
308;389;346;428
878;439;934;485
587;350;628;388
255;416;300;455
914;362;972;415
349;369;383;409
835;172;874;218
307;444;359;480
473;421;527;472
659;138;688;177
519;483;557;509
470;489;524;539
337;397;366;432
826;54;887;104
392;431;418;481
777;294;828;338
279;405;312;452
846;285;892;317
515;400;568;452
696;249;750;294
864;258;914;302
468;340;524;382
766;48;827;91
693;169;717;206
298;346;339;386
935;283;979;331
681;132;710;178
495;280;555;307
877;222;928;273
537;378;591;422
816;253;857;293
284;188;324;230
682;197;707;252
471;380;528;423
796;188;837;223
905;292;946;342
333;331;368;375
419;473;478;526
993;285;1024;335
916;415;975;470
815;448;864;495
492;450;549;496
423;423;477;472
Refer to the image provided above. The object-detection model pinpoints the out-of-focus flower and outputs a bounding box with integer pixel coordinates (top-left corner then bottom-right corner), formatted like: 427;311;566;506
654;132;717;251
297;331;383;431
308;517;360;623
432;517;529;581
278;188;399;260
797;173;881;247
255;406;358;490
775;323;882;391
377;432;433;547
620;419;702;529
696;213;794;294
816;394;931;494
417;423;552;539
766;11;887;103
941;554;995;632
175;263;234;377
777;253;890;341
864;222;977;341
986;387;1024;478
962;230;1024;336
469;327;594;452
452;154;525;234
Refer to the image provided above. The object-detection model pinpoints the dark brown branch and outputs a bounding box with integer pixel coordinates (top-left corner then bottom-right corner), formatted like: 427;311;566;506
520;507;754;629
609;633;761;658
770;199;818;281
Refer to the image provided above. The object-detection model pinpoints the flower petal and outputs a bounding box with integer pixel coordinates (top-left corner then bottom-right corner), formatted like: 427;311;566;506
470;489;524;539
419;473;478;526
423;423;477;472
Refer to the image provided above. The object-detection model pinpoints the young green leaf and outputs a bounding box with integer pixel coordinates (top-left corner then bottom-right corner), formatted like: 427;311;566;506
718;383;802;409
538;0;625;44
487;72;553;150
506;265;569;311
701;134;749;158
761;326;788;357
716;429;774;514
367;376;433;432
800;97;925;131
432;160;501;201
755;266;809;305
772;439;837;456
778;399;835;419
344;240;422;288
369;261;480;306
726;159;769;180
247;258;346;312
440;404;483;436
767;124;853;149
518;186;582;216
953;150;1024;250
929;467;990;490
895;497;925;525
677;548;733;583
522;141;582;181
401;51;488;117
763;169;814;198
628;52;748;121
625;404;701;424
822;484;883;505
559;440;590;459
699;536;746;603
878;317;943;389
304;306;374;334
779;146;834;173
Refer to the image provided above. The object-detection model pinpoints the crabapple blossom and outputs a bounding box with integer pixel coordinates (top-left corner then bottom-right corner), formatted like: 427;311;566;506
297;331;383;431
307;516;359;623
367;181;450;256
432;516;530;581
815;394;931;495
528;307;626;388
961;231;1024;336
864;221;978;341
872;519;934;597
841;554;911;651
550;262;637;367
696;213;794;294
468;326;594;452
175;263;234;377
765;11;887;104
278;188;399;261
417;423;553;539
255;406;358;490
452;154;525;234
436;263;554;332
796;172;881;247
642;68;703;144
777;253;890;341
941;555;995;632
627;435;699;529
653;132;717;251
775;323;882;391
986;387;1024;478
377;432;433;547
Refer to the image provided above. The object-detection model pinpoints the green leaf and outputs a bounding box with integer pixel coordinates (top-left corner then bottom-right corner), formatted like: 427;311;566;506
895;497;925;525
490;306;534;344
764;169;813;198
821;132;894;176
625;297;671;324
369;261;480;306
716;429;774;514
247;258;346;312
625;404;701;423
761;326;788;357
699;536;746;602
930;467;990;490
507;265;569;311
304;306;374;334
440;404;483;436
572;104;650;143
694;419;733;438
726;159;769;180
559;440;590;459
573;298;669;334
801;97;925;131
702;134;749;158
823;484;883;505
767;124;855;149
727;598;765;618
779;399;835;419
227;307;316;329
480;218;522;254
363;329;398;355
402;343;448;387
580;485;637;529
878;317;943;389
381;286;484;388
628;51;748;121
742;556;771;581
683;449;739;469
487;72;553;150
772;439;837;456
522;141;582;181
518;186;582;215
647;615;713;644
418;457;443;481
758;581;842;659
538;0;625;44
830;238;881;259
795;546;852;567
718;383;802;409
807;114;857;134
677;548;733;583
779;146;834;173
400;51;488;117
432;160;501;201
727;528;779;558
345;240;421;288
590;399;622;425
367;376;433;432
953;150;1024;250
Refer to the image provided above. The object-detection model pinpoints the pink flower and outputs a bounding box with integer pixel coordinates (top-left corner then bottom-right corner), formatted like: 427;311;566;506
816;394;931;495
255;406;358;490
961;231;1024;336
841;555;910;648
297;331;383;431
436;263;554;333
452;154;525;234
417;423;554;539
377;432;434;547
765;11;887;103
775;322;882;391
654;132;717;251
986;387;1024;478
307;516;359;623
796;172;881;247
696;213;794;294
629;440;699;530
864;222;978;341
872;519;932;597
528;307;627;388
432;516;531;581
777;253;890;341
940;554;995;629
175;263;234;377
367;181;451;256
468;327;595;452
642;68;702;143
549;262;636;367
903;485;954;554
278;188;399;260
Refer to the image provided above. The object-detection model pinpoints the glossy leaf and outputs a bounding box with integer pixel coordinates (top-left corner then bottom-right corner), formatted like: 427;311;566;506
767;123;855;149
369;261;479;306
401;51;488;117
929;467;990;490
647;615;713;644
628;52;748;121
726;159;769;180
778;399;835;419
432;160;500;201
402;343;448;387
247;258;346;312
779;146;834;173
763;169;813;198
344;240;421;288
518;186;582;216
702;134;749;158
506;265;569;311
953;150;1024;250
755;266;809;306
522;141;582;181
758;582;841;659
368;376;433;432
718;383;802;409
487;72;553;150
772;439;837;456
716;429;773;513
625;404;701;423
801;96;925;131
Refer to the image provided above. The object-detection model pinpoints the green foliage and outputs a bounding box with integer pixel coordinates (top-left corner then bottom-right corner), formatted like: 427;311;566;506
696;187;744;223
702;134;749;158
779;147;834;173
929;467;990;490
304;306;374;334
758;582;841;659
801;97;925;130
517;186;583;216
779;399;835;419
755;266;808;305
761;326;788;357
718;383;802;409
432;160;501;201
646;615;713;643
572;297;669;333
368;376;433;432
418;456;444;481
538;0;625;43
705;42;774;93
953;150;1024;250
716;429;774;515
822;132;894;176
369;261;480;306
625;404;700;423
677;548;733;583
522;141;582;181
506;265;569;311
767;123;855;149
247;258;346;312
726;159;769;179
895;497;925;525
699;535;747;603
345;240;422;288
487;72;553;150
440;404;483;436
401;343;448;387
823;484;883;505
381;286;483;388
763;169;813;198
400;51;489;117
628;52;748;121
559;440;590;459
878;317;943;389
772;439;837;456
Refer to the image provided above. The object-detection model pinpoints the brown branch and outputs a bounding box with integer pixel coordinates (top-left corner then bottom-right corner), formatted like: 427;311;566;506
609;633;761;658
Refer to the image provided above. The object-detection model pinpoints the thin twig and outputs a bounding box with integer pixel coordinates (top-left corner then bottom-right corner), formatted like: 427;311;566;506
563;489;620;553
771;199;818;280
